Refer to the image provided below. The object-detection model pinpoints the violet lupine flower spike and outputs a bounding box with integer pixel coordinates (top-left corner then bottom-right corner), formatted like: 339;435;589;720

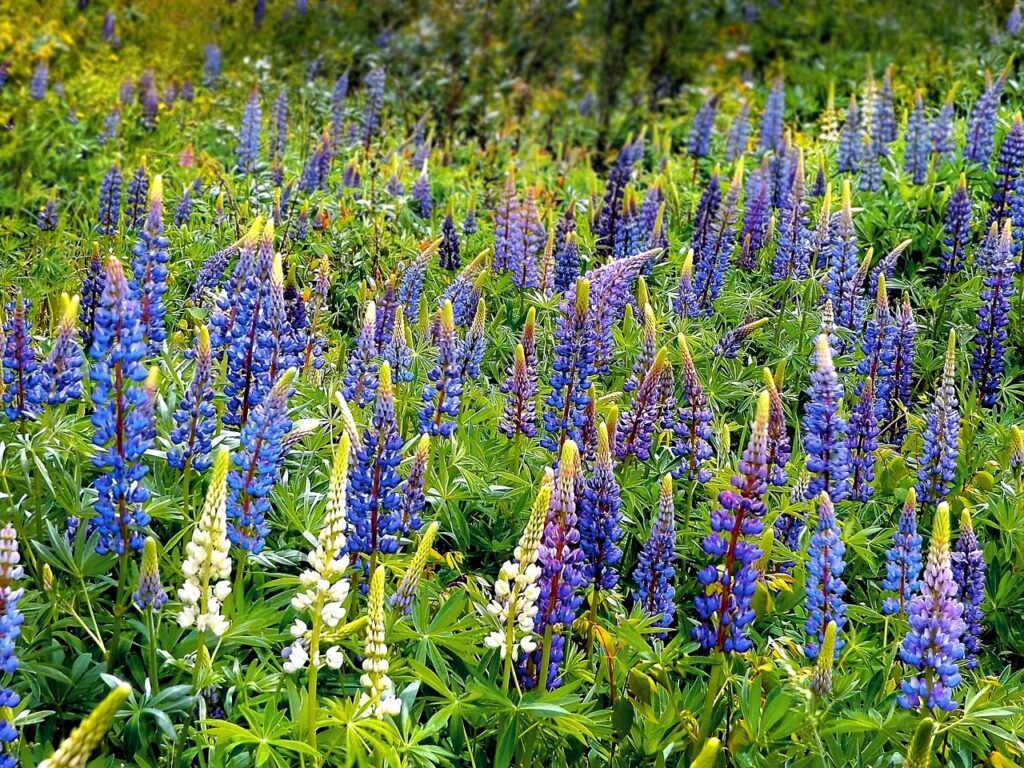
941;174;972;277
882;293;917;443
624;302;657;393
772;150;811;282
633;474;678;637
88;257;155;555
992;113;1024;224
804;492;848;661
694;160;744;315
456;298;486;381
711;317;769;359
420;300;463;438
931;91;955;165
500;344;538;440
674;249;698;319
236;85;262;174
847;376;880;502
758;76;785;154
168;325;216;473
0;523;23;765
951;509;985;670
542;278;594;454
899;502;966;712
399;433;430;536
694;392;770;653
825;181;862;341
42;293;84;405
520;440;583;690
904;92;930;186
882;488;923;617
616;347;671;463
804;335;851;503
131;175;169;355
580;422;623;595
671;334;713;483
965;66;1008;166
763;368;790;486
2;295;44;421
971;219;1013;408
916;330;960;506
838;95;862;173
98;162;122;235
342;301;379;409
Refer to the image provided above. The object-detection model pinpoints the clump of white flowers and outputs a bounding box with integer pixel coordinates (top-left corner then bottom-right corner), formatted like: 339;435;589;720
283;434;353;673
178;448;232;637
484;468;553;661
359;566;401;718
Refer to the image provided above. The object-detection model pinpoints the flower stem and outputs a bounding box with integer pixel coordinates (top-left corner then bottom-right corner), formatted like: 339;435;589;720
146;608;161;693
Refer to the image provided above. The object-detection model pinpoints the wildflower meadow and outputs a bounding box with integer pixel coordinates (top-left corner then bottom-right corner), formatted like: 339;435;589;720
2;0;1024;765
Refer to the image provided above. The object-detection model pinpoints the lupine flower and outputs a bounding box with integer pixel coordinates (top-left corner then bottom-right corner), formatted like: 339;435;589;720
98;104;121;146
361;67;386;147
580;422;623;593
593;140;642;257
341;300;379;409
941;174;972;276
633;474;677;636
971;220;1014;407
690;169;721;263
226;370;295;554
512;187;545;289
441;257;487;328
30;59;48;100
916;331;959;506
420;301;463;438
542;279;594;453
140;79;159;131
763;368;790;486
399;433;430;535
804;492;847;660
39;683;131;768
0;524;23;767
803;335;851;502
412;163;432;219
847;376;880;502
131;175;169;354
742;158;774;271
119;76;134;105
838;95;861;173
904;92;930;185
1010;425;1024;470
125;165;149;231
965;68;1007;166
809;185;833;272
359;566;402;719
391;521;439;614
329;73;349;151
882;488;923;617
671;334;714;483
174;180;196;226
674;249;698;319
500;342;539;440
991;113;1024;223
819;83;840;143
520;440;584;690
624;302;657;393
825;182;862;339
951;509;985;669
382;306;412;384
758;76;785;153
694;392;770;653
899;502;966;712
89;256;155;555
398;246;430;319
168;326;216;472
484;470;553;661
2;295;43;421
133;536;167;611
810;620;838;696
688;95;718;159
268;88;288;184
711;317;768;359
98;164;123;235
42;293;84;405
725;100;750;161
492;171;520;273
439;212;460;271
859;135;883;192
80;245;105;352
283;435;353;674
456;298;486;380
880;293;916;443
694;161;743;314
873;66;897;145
236;86;262;174
223;223;280;428
348;362;404;565
930;91;955;164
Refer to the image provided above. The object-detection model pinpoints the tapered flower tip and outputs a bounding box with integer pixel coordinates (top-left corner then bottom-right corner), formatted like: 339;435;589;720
271;252;284;287
682;248;694;277
840;179;852;216
105;252;124;280
945;328;956;363
378;360;393;396
933;502;951;550
642;301;656;329
903;486;917;510
471;297;486;329
755;390;770;428
819;619;838;664
150;174;164;204
524;306;536;334
441;299;455;330
274;367;297;393
514;343;526;369
660;472;673;498
653;346;670;372
904;718;936;768
574;278;591;314
364;299;377;328
731;156;745;186
144;365;160;392
1002;216;1014;246
242;216;263;246
689;738;721;768
415;432;431;458
677;332;693;363
62;293;81;324
142;535;159;570
332;431;351;479
597;421;610;457
636;276;650;308
212;445;231;477
875;272;888;303
815;334;833;366
1010;425;1024;457
956;172;967;192
40;681;132;768
559;440;580;478
959;507;974;535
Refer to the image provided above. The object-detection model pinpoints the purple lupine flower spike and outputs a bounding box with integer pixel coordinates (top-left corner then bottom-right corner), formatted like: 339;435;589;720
916;331;960;506
236;85;262;174
804;492;847;661
42;294;84;405
98;163;122;235
694;161;743;315
125;165;149;231
456;299;487;381
624;302;657;393
804;335;851;502
838;95;861;173
361;67;386;148
633;474;678;637
763;368;790;486
342;301;379;409
694;393;770;653
671;334;713;483
757;76;785;154
741;157;773;271
971;220;1014;407
674;249;698;319
2;295;44;421
991;113;1024;225
899;502;966;712
616;347;671;462
593;139;642;257
931;91;955;165
965;66;1008;166
542;278;595;453
133;536;167;611
903;91;930;185
399;433;430;536
847;376;880;502
711;317;768;359
941;174;972;276
951;509;985;669
881;293;916;443
420;301;463;438
725;100;750;161
882;488;923;617
825;181;862;341
439;210;461;272
131;176;169;355
580;422;623;595
688;94;719;160
168;325;216;472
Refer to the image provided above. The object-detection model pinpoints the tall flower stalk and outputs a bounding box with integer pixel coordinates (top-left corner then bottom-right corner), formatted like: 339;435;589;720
882;489;923;618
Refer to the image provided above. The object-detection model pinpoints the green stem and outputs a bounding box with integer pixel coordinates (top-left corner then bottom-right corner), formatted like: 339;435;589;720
537;624;554;694
146;608;160;693
193;629;207;689
693;652;727;761
307;596;324;760
106;547;130;673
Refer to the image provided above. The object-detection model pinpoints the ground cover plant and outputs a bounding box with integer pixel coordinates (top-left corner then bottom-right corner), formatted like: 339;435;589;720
1;0;1024;766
